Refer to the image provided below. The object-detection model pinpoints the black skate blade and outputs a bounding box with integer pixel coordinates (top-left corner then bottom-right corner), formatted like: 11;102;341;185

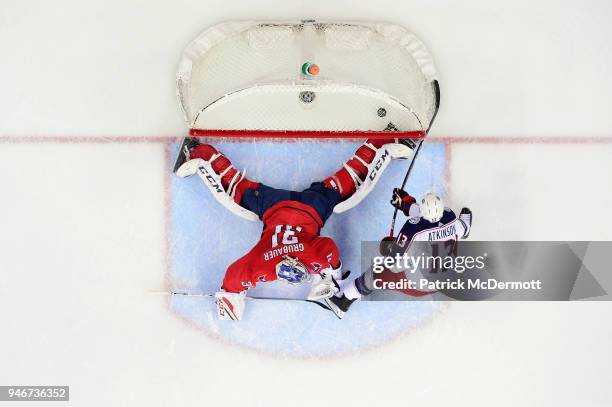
306;299;333;311
172;137;198;173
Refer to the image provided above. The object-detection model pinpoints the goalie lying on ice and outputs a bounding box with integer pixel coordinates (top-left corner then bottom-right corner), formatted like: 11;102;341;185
174;137;415;320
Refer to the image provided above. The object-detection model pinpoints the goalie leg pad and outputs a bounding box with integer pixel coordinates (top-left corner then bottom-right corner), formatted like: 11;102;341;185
332;145;393;213
193;158;259;221
326;139;415;213
178;144;260;221
385;138;416;160
323;139;387;198
190;144;260;204
173;137;201;174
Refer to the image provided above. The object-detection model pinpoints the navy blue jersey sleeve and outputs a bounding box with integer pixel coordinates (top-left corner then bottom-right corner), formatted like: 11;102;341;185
440;208;456;224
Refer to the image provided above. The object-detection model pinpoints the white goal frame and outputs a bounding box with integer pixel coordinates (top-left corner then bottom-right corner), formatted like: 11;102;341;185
176;20;440;139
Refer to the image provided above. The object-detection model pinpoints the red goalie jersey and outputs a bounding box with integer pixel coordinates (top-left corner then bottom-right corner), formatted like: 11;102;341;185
221;200;341;293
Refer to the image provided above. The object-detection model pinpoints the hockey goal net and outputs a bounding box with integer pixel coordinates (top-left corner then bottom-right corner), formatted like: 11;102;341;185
176;20;439;139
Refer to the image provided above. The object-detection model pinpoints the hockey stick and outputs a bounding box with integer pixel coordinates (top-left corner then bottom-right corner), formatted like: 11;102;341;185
149;290;313;302
388;80;440;237
389;139;424;236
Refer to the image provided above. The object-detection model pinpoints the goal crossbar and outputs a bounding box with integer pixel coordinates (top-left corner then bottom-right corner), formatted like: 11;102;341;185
189;129;426;139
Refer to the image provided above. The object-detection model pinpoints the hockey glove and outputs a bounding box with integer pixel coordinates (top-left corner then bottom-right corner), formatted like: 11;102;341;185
379;235;396;256
215;291;246;321
308;264;346;301
390;188;416;215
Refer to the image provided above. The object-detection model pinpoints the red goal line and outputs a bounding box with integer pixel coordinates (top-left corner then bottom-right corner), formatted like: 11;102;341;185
1;134;611;145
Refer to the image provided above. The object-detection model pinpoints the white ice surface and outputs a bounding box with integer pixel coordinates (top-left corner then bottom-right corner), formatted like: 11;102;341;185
1;1;612;406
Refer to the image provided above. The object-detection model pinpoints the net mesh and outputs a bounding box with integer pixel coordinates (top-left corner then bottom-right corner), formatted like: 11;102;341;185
177;20;438;136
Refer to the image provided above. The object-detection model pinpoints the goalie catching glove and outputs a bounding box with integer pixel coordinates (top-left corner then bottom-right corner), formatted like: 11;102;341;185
308;268;354;319
307;263;345;301
311;270;355;319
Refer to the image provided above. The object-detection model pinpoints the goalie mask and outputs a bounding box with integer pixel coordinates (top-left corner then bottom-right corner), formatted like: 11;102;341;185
420;193;444;223
276;256;310;285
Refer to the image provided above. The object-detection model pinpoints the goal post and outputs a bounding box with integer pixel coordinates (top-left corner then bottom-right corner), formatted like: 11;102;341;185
176;20;440;139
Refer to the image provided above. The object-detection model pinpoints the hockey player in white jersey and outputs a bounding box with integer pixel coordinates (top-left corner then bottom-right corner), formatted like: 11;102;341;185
322;188;472;318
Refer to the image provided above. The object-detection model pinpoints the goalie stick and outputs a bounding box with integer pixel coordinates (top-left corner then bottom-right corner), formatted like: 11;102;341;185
150;290;341;315
151;290;315;303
